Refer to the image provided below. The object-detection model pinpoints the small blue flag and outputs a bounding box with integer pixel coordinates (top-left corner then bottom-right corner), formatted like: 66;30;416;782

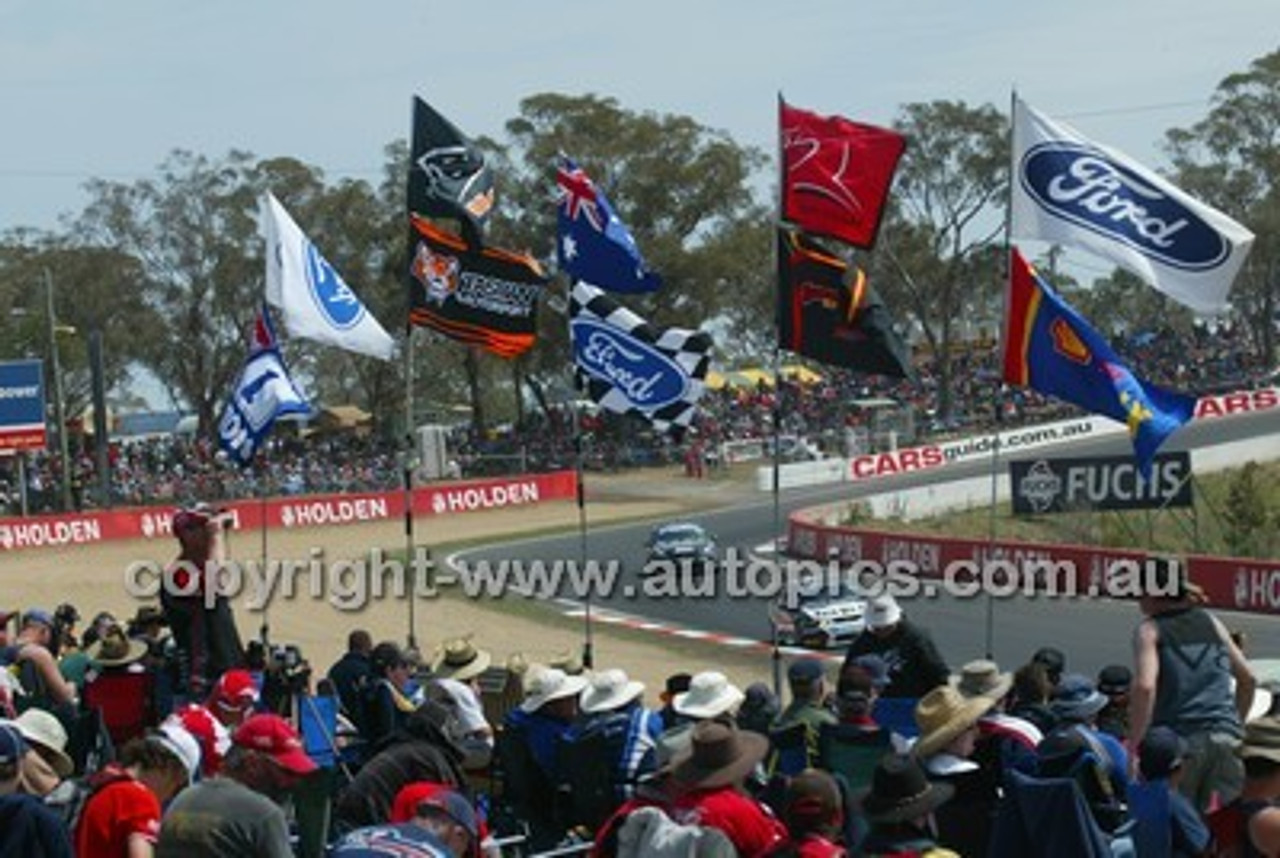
1003;248;1196;479
556;155;661;293
217;303;311;467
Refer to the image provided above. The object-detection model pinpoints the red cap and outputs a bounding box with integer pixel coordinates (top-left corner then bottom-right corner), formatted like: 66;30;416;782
173;504;213;533
168;705;230;777
211;669;260;709
232;714;317;775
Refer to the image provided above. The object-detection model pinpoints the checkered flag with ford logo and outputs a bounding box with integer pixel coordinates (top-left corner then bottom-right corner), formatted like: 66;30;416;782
568;281;712;438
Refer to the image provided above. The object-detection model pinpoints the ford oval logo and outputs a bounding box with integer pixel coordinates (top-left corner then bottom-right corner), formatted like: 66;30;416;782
1019;143;1227;271
305;243;365;330
571;319;688;409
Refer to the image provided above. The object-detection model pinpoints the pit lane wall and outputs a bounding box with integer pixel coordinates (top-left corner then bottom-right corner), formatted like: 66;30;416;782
786;506;1280;618
757;387;1280;492
0;470;577;552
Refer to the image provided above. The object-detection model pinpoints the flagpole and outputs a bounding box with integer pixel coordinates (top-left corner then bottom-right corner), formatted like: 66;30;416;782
403;321;418;654
771;94;786;699
574;401;593;671
982;88;1020;660
258;455;270;649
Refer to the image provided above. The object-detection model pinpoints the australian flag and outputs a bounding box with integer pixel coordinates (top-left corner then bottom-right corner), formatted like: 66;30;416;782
216;303;311;467
557;155;661;293
1003;248;1196;479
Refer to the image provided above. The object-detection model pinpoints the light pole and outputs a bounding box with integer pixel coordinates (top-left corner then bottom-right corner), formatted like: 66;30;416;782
43;268;73;512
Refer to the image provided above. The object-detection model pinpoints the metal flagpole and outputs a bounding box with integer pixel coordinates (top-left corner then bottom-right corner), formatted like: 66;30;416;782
403;322;418;653
259;456;270;648
574;401;593;670
770;342;784;699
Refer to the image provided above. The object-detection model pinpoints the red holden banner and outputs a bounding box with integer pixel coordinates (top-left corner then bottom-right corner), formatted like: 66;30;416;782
0;471;577;552
786;512;1280;617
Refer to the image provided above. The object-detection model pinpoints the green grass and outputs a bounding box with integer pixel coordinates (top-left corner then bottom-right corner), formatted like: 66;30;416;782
851;459;1280;558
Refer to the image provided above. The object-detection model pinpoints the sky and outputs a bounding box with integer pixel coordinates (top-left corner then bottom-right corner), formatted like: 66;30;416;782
2;1;1275;240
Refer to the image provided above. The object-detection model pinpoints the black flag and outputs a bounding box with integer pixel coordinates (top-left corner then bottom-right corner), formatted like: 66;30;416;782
407;96;495;245
777;228;912;378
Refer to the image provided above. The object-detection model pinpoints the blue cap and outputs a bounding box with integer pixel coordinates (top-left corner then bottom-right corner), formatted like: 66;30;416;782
417;789;479;839
850;654;891;689
0;721;27;767
22;609;53;628
1140;726;1188;780
788;658;826;686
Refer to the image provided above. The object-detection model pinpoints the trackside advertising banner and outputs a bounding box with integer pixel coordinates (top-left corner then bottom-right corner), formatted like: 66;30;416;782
0;471;576;552
0;360;47;452
786;513;1280;617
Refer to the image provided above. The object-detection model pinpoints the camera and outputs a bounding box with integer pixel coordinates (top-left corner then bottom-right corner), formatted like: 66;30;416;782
260;642;312;714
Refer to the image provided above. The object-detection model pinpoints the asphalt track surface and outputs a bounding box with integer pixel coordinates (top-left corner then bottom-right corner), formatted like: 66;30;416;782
455;408;1280;677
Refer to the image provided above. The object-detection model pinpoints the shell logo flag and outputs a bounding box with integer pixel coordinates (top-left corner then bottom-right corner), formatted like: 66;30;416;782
1003;247;1196;480
1011;95;1254;315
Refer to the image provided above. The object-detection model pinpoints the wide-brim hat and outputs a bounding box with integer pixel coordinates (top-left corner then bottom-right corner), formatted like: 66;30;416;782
669;720;768;789
673;671;744;720
1239;715;1280;763
953;659;1013;703
865;595;902;630
856;753;955;823
1051;673;1109;721
129;605;168;628
85;627;148;667
580;669;645;714
521;667;589;713
431;636;492;683
14;708;73;777
912;685;993;759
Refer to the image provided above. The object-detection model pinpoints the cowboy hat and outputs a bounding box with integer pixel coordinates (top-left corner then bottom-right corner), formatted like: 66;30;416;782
953;659;1013;703
85;625;148;668
580;669;645;715
431;636;492;683
1239;715;1280;764
520;667;589;713
856;753;955;823
669;720;768;789
673;671;744;720
912;685;993;759
14;708;73;777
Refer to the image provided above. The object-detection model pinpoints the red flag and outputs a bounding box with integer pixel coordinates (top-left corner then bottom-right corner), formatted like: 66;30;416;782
780;98;906;250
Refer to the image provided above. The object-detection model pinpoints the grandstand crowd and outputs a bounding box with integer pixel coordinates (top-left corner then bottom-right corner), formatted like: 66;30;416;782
0;321;1268;518
0;503;1275;856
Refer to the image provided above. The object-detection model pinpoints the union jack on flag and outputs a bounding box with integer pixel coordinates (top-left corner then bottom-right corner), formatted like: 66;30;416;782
556;155;661;294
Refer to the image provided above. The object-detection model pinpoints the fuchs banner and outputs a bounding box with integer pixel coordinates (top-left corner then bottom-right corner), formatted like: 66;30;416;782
1011;96;1254;315
569;281;712;437
1010;451;1193;515
779;97;907;250
407;96;495;244
407;215;547;359
0;359;46;451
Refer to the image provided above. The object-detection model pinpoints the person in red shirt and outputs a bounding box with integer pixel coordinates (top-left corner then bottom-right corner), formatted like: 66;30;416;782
765;768;847;858
76;724;201;858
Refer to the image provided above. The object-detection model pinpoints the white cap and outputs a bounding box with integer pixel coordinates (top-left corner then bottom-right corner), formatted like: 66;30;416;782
155;722;203;783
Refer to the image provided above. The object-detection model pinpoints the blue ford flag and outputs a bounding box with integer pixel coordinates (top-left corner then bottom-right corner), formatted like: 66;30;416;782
217;304;311;467
1012;96;1254;315
557;156;661;293
569;282;711;437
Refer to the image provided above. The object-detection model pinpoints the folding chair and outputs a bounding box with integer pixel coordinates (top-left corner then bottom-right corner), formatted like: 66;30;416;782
82;669;155;747
872;696;919;738
1126;779;1173;858
990;768;1115;858
766;721;811;777
817;723;890;793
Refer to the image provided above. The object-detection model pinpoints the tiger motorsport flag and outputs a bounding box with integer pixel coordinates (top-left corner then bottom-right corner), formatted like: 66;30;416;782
262;193;395;361
217;303;312;467
1011;95;1254;315
569;282;712;436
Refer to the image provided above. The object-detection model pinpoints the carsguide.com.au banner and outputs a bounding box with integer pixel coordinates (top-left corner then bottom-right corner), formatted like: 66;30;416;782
0;471;577;552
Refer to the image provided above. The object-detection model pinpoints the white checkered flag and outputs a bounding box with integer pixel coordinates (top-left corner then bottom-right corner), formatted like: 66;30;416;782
569;281;713;438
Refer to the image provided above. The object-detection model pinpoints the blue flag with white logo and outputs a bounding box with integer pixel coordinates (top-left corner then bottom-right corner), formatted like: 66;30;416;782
1011;96;1253;315
569;282;711;437
217;304;312;467
1003;248;1196;480
557;156;662;293
262;193;395;361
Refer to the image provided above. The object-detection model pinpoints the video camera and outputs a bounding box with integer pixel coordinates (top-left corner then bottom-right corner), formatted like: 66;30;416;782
258;642;312;715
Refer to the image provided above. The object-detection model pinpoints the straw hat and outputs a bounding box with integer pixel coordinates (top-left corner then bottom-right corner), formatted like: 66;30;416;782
856;753;955;823
580;669;645;715
520;667;589;714
673;671;744;720
953;659;1013;703
912;685;993;759
669;721;768;789
431;636;492;683
85;625;147;668
1239;715;1280;764
14;708;73;777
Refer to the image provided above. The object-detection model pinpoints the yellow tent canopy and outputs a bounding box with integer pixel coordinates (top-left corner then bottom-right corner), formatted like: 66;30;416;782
779;364;823;384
